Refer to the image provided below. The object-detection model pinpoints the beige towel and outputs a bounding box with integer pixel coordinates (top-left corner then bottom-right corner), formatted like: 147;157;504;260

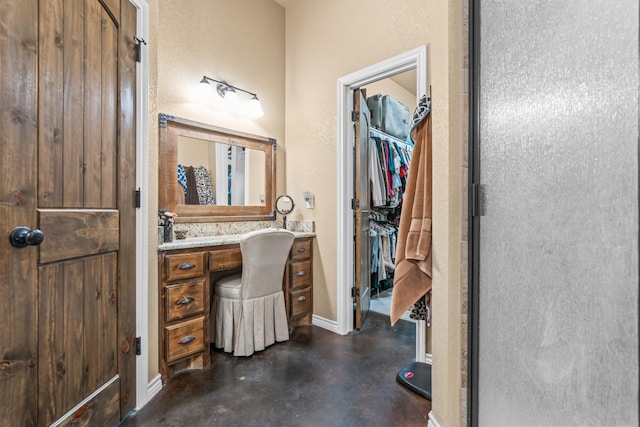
390;113;432;325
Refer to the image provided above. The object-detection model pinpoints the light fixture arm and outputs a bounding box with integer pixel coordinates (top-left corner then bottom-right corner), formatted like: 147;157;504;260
201;75;258;98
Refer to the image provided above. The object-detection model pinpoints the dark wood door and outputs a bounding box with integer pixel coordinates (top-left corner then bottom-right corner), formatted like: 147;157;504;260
354;89;371;329
0;0;137;425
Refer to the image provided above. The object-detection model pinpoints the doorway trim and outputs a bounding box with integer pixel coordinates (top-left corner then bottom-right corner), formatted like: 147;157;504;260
335;45;429;362
131;0;152;411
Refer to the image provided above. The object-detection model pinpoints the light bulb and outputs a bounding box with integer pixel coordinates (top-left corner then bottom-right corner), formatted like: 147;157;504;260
248;95;264;118
224;87;239;105
199;77;212;93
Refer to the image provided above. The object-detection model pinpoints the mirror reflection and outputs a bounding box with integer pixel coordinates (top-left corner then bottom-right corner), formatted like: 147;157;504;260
158;114;276;222
275;194;295;215
275;194;295;230
178;135;266;206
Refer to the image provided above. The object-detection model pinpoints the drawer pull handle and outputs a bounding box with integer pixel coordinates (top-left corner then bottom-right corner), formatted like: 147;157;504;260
297;295;306;302
178;263;195;270
177;297;195;305
178;335;196;345
297;247;306;253
297;271;306;277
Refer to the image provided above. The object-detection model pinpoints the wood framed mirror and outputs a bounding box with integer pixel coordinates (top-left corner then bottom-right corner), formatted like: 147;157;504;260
158;113;276;222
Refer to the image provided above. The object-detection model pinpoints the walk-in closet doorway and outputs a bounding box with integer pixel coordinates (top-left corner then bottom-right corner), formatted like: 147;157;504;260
358;72;418;327
337;46;431;363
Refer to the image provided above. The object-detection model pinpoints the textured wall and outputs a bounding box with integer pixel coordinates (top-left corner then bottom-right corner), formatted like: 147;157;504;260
146;0;285;383
146;2;467;425
283;0;432;321
284;2;464;425
478;1;639;425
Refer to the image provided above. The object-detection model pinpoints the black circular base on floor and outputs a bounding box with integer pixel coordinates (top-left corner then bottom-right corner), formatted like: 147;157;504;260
396;361;432;400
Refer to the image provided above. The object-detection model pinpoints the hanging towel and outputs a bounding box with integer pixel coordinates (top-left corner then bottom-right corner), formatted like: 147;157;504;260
390;95;432;326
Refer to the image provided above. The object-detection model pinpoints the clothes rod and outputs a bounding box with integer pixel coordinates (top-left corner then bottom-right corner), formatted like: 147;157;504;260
369;127;413;148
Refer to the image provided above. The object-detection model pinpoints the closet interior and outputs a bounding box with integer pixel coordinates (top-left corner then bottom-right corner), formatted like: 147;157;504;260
362;70;416;321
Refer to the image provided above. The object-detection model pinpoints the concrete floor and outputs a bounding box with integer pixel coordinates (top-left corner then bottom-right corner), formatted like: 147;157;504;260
370;288;414;322
122;311;430;427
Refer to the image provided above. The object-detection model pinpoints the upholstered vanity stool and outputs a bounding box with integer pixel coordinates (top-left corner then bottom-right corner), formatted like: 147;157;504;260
212;228;295;356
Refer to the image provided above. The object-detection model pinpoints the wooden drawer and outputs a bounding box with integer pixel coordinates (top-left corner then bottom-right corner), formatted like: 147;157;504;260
210;247;242;271
289;288;311;318
165;316;205;363
165;279;206;322
290;239;311;261
165;252;206;281
289;260;312;290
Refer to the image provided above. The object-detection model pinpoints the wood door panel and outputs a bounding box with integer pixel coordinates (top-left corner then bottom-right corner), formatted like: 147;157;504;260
62;0;85;207
101;11;118;208
84;0;105;209
83;253;118;390
2;0;136;423
38;0;64;207
38;254;119;425
55;377;120;427
38;261;83;424
354;89;371;329
38;209;119;264
0;1;39;424
38;0;119;209
100;0;120;25
117;0;138;414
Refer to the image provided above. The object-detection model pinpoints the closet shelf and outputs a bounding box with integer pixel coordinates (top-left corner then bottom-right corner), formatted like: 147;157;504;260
369;127;413;149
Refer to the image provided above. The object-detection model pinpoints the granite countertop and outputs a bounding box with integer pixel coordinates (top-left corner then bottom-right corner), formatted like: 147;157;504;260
158;231;315;251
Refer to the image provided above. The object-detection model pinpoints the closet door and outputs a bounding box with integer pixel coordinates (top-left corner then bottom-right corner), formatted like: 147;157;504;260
354;89;371;329
473;1;638;425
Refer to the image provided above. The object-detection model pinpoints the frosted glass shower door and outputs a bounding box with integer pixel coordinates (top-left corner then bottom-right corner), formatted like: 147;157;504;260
476;1;639;425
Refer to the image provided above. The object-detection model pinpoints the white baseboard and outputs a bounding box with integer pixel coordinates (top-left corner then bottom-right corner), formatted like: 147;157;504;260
311;314;340;333
146;374;163;403
428;411;441;427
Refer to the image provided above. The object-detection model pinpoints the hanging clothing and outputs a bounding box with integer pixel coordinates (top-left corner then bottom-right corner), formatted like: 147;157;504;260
390;95;433;326
410;293;431;325
369;137;387;207
193;166;215;205
177;164;188;195
185;166;200;205
370;134;413;208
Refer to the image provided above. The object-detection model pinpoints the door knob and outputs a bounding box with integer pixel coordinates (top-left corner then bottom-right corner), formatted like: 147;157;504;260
10;226;45;248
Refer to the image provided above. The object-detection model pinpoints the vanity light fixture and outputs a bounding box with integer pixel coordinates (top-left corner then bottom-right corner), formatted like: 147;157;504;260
199;75;264;117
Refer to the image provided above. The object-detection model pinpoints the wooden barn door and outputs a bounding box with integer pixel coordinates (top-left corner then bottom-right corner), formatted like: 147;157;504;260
0;0;137;425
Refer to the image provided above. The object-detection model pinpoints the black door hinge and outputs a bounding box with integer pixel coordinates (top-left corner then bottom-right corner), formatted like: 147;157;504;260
133;36;147;63
135;337;142;355
352;111;359;122
351;287;360;298
351;198;359;210
472;183;485;217
135;188;141;208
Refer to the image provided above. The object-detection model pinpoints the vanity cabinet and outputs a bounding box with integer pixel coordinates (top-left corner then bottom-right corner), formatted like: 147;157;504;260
158;234;314;382
158;250;210;382
285;237;313;327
